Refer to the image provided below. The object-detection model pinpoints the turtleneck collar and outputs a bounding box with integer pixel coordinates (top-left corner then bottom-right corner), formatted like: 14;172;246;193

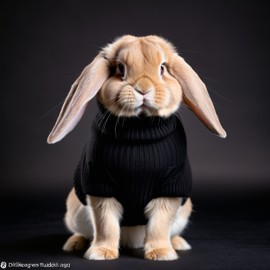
94;102;178;141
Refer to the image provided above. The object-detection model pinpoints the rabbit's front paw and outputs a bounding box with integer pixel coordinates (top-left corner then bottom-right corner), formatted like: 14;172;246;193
145;247;178;261
84;246;119;260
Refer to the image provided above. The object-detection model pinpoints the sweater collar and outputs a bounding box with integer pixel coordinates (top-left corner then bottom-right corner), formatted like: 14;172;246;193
95;102;178;141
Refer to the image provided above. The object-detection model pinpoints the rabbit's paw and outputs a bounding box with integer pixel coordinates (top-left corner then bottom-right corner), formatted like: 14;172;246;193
63;234;87;251
145;247;178;261
84;246;119;260
171;236;191;250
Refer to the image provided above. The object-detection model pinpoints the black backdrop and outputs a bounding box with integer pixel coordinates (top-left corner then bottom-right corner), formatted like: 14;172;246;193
1;1;270;269
2;0;270;194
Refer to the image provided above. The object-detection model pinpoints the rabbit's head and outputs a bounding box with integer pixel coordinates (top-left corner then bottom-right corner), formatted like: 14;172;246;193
47;35;226;144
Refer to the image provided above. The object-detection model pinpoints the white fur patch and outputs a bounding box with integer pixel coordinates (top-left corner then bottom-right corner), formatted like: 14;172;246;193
84;249;104;260
170;206;188;237
66;204;93;238
180;238;191;250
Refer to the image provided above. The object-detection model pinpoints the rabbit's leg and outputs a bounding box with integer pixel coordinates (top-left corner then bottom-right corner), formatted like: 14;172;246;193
63;188;92;251
171;236;191;250
170;198;192;250
84;196;123;260
63;233;87;251
144;197;181;261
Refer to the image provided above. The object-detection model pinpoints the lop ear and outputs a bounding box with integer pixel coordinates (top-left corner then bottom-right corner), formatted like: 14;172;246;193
47;53;110;144
170;54;226;138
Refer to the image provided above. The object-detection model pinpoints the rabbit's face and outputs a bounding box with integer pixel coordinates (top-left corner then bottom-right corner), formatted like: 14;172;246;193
98;37;182;117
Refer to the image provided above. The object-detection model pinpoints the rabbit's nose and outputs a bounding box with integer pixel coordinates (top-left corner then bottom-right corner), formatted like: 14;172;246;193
134;87;153;95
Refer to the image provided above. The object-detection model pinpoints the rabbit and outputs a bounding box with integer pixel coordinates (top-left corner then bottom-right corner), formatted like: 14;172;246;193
47;35;226;261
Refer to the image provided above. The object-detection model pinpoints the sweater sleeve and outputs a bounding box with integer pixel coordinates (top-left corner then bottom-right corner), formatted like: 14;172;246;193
73;146;116;204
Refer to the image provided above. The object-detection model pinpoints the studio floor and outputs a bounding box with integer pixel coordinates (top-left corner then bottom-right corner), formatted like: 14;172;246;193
1;186;270;270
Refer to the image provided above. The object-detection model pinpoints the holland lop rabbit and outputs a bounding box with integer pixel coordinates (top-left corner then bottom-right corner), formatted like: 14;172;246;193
47;35;226;261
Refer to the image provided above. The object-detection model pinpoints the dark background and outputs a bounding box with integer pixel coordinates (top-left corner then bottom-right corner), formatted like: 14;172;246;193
1;1;270;269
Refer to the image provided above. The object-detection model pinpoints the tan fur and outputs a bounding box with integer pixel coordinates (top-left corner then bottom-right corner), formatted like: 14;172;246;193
98;36;182;118
180;198;193;220
63;233;87;252
65;188;81;219
84;196;123;260
144;197;182;260
64;188;81;233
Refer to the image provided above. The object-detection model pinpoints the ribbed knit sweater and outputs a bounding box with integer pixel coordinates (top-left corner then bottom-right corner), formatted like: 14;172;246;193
74;103;192;226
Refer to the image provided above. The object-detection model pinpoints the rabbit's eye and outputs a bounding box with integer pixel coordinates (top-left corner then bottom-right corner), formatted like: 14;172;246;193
117;63;125;77
160;63;166;76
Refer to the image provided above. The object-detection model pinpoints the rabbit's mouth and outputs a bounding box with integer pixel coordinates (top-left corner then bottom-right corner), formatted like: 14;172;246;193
139;104;150;113
135;104;158;116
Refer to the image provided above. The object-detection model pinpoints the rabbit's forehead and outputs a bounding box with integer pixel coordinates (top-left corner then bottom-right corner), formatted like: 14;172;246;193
117;41;166;67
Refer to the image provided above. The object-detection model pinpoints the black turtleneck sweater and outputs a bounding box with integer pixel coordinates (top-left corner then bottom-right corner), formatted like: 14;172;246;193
74;104;192;226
